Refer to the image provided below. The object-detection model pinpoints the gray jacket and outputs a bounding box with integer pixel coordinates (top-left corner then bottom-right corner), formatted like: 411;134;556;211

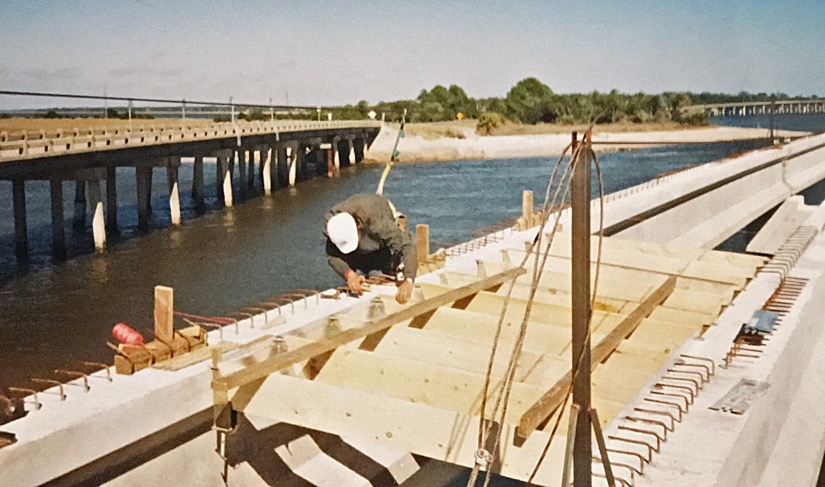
323;194;417;281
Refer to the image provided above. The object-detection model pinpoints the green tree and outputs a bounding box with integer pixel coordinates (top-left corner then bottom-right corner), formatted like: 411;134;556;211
505;77;555;123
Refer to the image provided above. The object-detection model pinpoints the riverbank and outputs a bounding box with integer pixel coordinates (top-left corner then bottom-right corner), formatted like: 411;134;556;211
365;122;808;163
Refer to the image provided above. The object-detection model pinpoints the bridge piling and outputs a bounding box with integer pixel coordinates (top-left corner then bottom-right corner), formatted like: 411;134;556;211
166;160;181;226
287;144;298;188
218;153;234;207
86;179;106;252
49;179;66;259
263;148;272;196
12;178;27;258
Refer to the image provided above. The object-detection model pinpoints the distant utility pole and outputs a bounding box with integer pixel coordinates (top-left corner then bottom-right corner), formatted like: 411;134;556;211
182;99;187;120
103;86;108;119
770;95;776;142
229;96;235;124
269;97;274;121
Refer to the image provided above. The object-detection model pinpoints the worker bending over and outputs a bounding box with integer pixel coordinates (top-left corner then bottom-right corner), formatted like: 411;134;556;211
324;193;416;304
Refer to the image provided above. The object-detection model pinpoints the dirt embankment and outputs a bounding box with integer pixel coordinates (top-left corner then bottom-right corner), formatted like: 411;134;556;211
366;121;808;163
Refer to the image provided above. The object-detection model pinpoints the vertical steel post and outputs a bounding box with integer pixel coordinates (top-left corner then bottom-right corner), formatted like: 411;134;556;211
571;131;592;487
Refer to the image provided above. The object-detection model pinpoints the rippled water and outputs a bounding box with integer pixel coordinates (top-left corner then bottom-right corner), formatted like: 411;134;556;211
0;139;774;389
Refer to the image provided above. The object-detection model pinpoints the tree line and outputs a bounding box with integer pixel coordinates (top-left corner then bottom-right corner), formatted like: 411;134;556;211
325;78;712;127
227;78;817;127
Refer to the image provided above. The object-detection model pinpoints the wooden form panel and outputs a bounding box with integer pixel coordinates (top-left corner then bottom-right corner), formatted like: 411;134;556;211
373;326;569;387
421;307;579;357
316;348;546;424
487;252;740;300
504;247;752;289
481;258;662;302
236;373;573;485
459;289;629;335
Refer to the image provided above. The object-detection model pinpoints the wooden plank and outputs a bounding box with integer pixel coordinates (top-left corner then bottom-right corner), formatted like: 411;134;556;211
416;223;429;263
316;348;545;423
154;285;174;342
649;306;713;330
516;276;676;440
213;268;525;391
501;281;629;313
459;289;629;335
373;325;568;387
663;288;724;317
422;307;573;356
523;190;534;226
237;373;571;485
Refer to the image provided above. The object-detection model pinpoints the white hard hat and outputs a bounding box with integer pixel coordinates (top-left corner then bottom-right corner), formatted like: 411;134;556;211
327;212;358;254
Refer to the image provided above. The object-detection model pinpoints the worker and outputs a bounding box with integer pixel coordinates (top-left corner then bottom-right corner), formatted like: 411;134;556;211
324;193;416;304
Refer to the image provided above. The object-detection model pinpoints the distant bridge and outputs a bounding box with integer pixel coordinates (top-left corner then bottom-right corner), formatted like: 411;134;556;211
0;119;381;260
684;98;825;117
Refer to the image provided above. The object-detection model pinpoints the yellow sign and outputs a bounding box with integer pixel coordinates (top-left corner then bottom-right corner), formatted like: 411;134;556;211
456;112;464;120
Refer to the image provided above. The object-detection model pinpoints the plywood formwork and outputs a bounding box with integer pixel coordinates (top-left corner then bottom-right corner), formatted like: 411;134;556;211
211;235;761;486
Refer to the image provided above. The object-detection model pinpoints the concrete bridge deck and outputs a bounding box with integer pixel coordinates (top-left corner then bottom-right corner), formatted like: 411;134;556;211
0;120;381;260
684;98;825;117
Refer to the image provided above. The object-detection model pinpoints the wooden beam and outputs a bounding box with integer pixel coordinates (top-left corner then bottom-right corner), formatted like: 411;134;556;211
237;373;569;484
523;190;534;227
154;285;174;342
516;275;676;440
213;268;525;392
416;224;429;263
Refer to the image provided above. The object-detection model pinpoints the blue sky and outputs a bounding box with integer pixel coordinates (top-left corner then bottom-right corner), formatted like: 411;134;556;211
1;0;823;108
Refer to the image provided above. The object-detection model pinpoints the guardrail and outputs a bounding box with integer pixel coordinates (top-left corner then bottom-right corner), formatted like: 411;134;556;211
0;120;382;161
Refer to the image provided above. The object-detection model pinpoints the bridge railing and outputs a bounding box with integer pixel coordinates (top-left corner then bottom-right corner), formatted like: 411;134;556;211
0;120;381;161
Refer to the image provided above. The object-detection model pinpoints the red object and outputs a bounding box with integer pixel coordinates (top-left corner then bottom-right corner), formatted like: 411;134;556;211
112;322;144;345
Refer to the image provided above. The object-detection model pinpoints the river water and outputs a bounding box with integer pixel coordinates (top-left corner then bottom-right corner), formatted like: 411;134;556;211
1;115;824;392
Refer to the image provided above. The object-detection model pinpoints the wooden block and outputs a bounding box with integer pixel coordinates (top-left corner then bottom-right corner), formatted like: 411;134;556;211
114;345;152;375
416;224;429;263
154;285;174;342
523;190;534;226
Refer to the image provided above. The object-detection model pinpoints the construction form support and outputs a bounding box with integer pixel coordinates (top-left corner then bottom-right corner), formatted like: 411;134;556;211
571;131;592;487
50;179;66;259
12;178;27;258
106;166;118;233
